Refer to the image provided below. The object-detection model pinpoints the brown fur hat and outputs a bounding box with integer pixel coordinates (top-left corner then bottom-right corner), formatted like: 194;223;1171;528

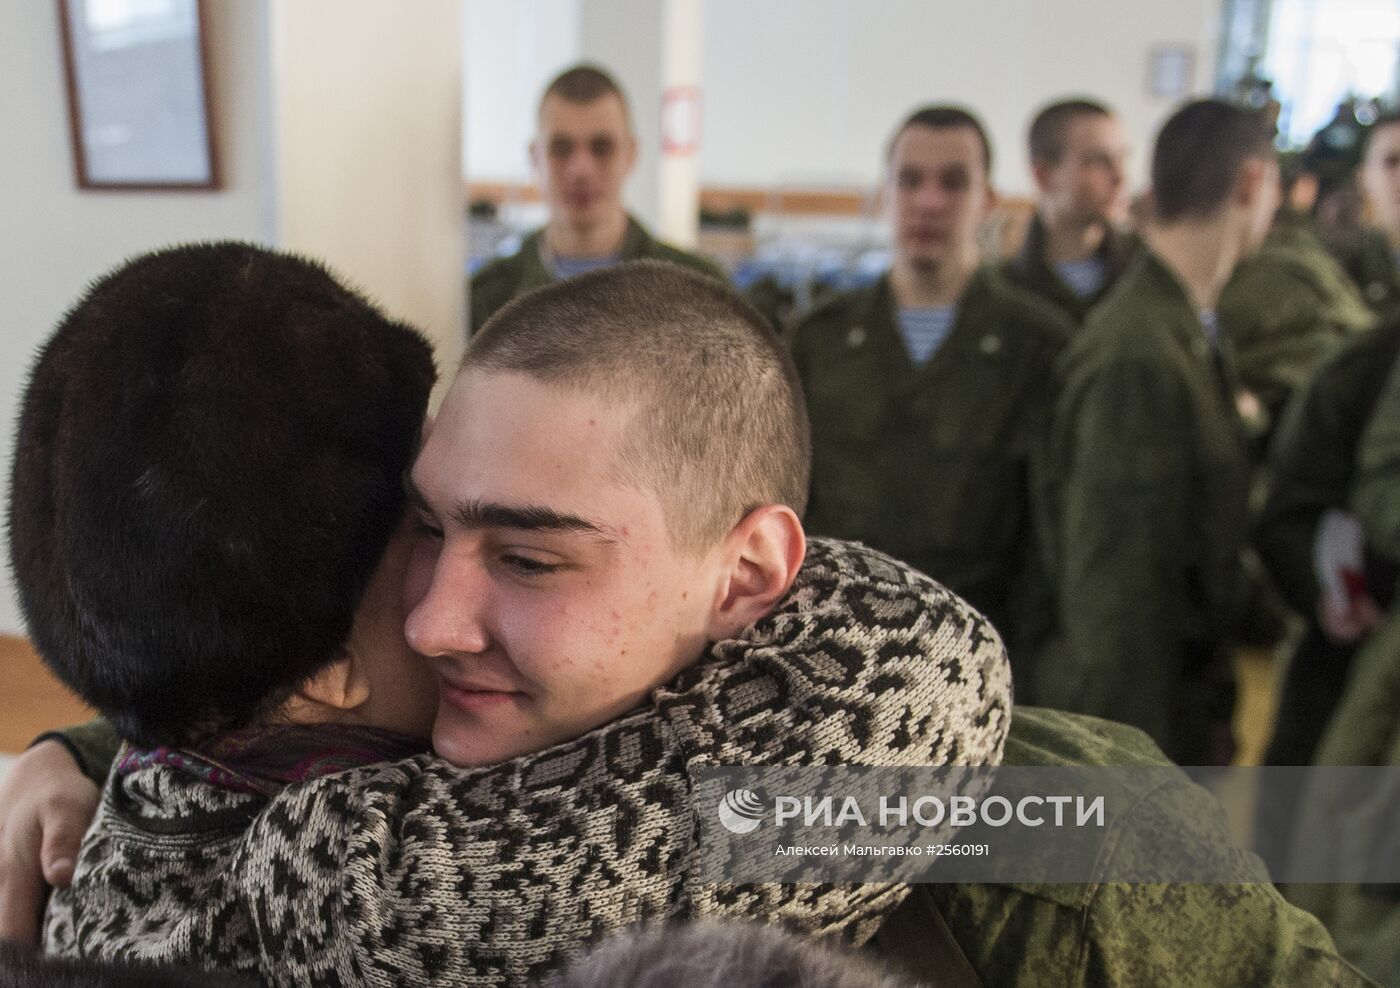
8;242;435;747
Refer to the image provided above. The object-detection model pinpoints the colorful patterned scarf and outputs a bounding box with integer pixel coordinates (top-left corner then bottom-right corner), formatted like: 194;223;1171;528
117;724;429;798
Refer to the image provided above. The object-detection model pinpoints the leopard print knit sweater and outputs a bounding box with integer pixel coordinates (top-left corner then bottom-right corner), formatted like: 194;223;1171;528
45;538;1012;986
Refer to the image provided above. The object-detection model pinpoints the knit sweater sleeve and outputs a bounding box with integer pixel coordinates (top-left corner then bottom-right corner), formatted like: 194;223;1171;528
243;538;1011;987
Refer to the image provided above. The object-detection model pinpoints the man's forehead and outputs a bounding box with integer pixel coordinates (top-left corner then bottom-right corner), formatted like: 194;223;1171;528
1368;124;1400;159
538;94;630;136
892;126;985;174
413;368;637;494
1067;114;1124;150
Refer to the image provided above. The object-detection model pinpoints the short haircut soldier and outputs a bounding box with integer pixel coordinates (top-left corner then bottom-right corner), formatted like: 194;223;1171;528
468;259;810;550
888;104;994;173
539;63;630;120
8;242;436;747
1028;98;1113;166
1151;99;1274;223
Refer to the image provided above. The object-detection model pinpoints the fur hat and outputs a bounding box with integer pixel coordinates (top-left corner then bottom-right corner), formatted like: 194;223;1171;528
8;242;436;747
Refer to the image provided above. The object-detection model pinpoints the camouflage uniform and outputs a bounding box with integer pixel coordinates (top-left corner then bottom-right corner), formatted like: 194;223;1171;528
1336;229;1400;321
999;214;1138;325
468;216;725;334
1218;213;1376;431
874;706;1374;987
788;269;1072;685
1286;613;1400;988
1254;320;1400;768
52;712;1372;986
1353;341;1400;558
1038;250;1251;765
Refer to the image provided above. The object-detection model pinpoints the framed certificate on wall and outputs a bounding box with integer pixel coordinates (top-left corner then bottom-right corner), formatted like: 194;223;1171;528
57;0;218;190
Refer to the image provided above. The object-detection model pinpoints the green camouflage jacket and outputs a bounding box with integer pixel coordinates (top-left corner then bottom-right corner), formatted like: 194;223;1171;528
468;216;726;334
1254;319;1400;617
788;269;1072;682
1218;214;1376;426
1336;229;1400;321
1036;250;1251;764
52;711;1372;986
875;706;1373;987
1286;613;1400;988
1353;338;1400;560
999;214;1138;326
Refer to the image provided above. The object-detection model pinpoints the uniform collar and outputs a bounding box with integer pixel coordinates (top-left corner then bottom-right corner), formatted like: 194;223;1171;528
529;215;654;279
857;268;1005;376
1127;248;1243;402
1011;213;1133;312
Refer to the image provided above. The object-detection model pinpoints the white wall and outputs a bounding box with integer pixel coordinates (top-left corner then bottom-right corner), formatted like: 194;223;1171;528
465;0;1219;198
463;0;581;183
272;0;466;381
0;0;275;636
699;0;1219;196
0;1;466;637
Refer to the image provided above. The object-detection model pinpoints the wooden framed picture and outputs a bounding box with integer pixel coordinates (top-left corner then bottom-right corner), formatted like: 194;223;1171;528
57;0;218;190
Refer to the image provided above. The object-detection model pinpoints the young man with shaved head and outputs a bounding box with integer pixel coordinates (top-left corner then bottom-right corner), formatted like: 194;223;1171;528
468;64;723;334
1038;100;1281;765
1002;98;1136;325
788;105;1072;687
1;258;1371;986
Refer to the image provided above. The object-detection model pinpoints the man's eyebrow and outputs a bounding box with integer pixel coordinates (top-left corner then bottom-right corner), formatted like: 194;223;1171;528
453;499;620;542
405;478;619;542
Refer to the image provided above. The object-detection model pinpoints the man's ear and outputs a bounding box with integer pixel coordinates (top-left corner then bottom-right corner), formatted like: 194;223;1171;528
1031;160;1054;195
705;505;806;641
282;653;371;725
983;184;1002;216
1234;156;1267;209
623;132;639;176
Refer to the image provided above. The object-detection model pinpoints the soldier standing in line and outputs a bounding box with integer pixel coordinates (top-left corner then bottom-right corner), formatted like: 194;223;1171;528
789;105;1073;690
1336;112;1400;320
1038;100;1279;765
469;64;723;334
1001;98;1136;326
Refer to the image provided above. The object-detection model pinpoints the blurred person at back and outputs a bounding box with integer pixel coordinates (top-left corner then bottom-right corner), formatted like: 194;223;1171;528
1335;112;1400;320
469;64;723;333
1002;98;1136;325
1038;100;1279;764
789;105;1073;688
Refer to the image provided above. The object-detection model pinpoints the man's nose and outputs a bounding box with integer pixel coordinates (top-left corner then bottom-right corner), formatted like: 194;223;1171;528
564;145;595;179
404;554;492;658
913;181;945;211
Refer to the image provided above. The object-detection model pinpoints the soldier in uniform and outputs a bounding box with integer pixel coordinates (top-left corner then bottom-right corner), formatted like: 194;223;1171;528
468;64;723;334
1039;100;1279;765
1218;170;1376;438
1337;112;1400;320
788;106;1073;688
1249;318;1399;867
1001;98;1136;325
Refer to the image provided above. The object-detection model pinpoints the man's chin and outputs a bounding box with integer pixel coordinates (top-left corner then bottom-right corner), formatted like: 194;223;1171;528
433;703;510;768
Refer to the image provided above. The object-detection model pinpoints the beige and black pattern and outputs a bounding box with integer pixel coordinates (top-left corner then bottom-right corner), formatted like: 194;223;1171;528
45;539;1012;986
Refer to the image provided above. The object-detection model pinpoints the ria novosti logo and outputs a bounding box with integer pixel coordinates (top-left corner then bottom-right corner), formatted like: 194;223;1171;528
717;788;765;834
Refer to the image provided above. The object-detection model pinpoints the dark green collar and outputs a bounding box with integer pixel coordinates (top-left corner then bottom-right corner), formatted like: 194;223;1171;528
521;215;657;281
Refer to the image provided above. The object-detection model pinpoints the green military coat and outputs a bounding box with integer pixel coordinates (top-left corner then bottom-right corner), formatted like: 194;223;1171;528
1353;340;1400;560
54;710;1372;986
1285;612;1400;987
1038;250;1251;765
874;706;1372;987
1336;229;1400;321
468;216;726;334
788;269;1072;679
999;214;1138;325
1256;319;1400;619
1218;214;1376;426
